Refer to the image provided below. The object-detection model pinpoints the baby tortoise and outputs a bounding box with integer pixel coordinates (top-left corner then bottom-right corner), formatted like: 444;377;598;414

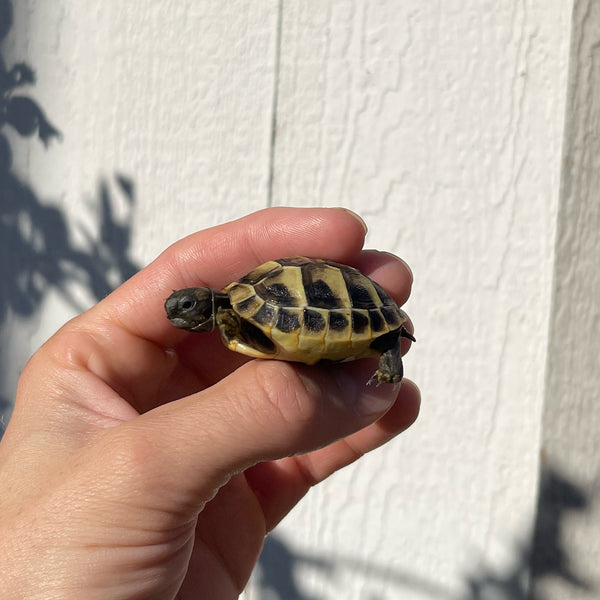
165;257;414;385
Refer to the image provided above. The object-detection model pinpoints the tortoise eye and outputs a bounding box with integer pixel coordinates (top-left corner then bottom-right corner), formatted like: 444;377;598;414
180;298;195;311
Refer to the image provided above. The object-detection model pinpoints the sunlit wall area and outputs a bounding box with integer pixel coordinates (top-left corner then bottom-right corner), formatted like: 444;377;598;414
3;2;598;599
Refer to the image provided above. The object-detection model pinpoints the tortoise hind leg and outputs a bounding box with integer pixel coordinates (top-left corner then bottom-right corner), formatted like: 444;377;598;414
368;326;414;386
367;339;403;386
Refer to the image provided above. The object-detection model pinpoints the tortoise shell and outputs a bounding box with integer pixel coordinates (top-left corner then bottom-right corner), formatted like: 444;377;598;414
165;256;413;384
221;257;407;364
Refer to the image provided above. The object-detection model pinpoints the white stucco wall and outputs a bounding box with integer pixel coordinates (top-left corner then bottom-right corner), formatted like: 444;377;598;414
2;2;576;598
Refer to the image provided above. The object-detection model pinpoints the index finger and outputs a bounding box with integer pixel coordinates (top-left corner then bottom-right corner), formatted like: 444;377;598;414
91;207;370;345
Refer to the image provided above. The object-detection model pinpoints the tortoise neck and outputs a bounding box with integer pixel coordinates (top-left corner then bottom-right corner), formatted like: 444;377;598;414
213;291;231;311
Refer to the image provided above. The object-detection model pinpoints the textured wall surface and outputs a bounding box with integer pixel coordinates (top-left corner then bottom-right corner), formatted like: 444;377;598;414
0;2;582;599
530;1;600;598
266;3;571;599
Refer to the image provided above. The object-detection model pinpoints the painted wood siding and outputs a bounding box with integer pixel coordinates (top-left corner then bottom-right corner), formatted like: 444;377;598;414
4;2;598;599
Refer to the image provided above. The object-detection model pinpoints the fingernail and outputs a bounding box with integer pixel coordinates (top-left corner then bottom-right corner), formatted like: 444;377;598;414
340;208;368;234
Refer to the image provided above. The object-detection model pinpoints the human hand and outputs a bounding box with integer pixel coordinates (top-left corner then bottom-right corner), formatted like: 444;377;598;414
0;207;419;600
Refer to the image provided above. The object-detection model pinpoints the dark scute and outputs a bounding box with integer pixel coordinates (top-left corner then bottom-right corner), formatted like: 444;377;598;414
369;329;400;353
348;283;375;309
370;310;385;332
253;303;276;325
239;264;281;285
240;320;276;354
276;257;311;266
372;280;394;305
351;311;369;334
276;309;301;333
304;308;326;332
261;283;297;307
305;279;338;309
342;268;373;306
381;306;400;325
329;311;348;331
236;295;258;315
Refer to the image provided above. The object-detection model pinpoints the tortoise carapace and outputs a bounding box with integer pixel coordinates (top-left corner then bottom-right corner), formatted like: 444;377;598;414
164;257;414;385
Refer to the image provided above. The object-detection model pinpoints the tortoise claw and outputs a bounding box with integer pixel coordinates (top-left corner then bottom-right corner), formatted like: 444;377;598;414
367;370;401;386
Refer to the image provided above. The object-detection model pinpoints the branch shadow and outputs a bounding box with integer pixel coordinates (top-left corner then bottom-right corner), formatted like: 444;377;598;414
0;0;140;427
528;463;593;598
255;531;453;600
256;534;330;600
255;465;593;600
463;463;593;600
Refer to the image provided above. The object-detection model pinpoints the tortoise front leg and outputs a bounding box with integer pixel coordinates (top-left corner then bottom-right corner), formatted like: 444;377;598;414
368;326;415;386
216;310;277;358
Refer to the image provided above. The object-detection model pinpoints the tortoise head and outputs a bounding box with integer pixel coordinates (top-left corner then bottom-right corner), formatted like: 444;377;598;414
165;287;216;332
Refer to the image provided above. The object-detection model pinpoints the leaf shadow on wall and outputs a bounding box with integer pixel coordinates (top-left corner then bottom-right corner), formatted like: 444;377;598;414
464;463;593;600
255;531;452;600
0;0;139;425
256;534;329;600
528;463;594;598
254;465;593;600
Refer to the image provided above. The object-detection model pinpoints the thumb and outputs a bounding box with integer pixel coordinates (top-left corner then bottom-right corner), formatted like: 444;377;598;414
112;358;399;513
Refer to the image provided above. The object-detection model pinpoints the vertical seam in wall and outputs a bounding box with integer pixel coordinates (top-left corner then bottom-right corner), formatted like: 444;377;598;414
267;0;283;208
